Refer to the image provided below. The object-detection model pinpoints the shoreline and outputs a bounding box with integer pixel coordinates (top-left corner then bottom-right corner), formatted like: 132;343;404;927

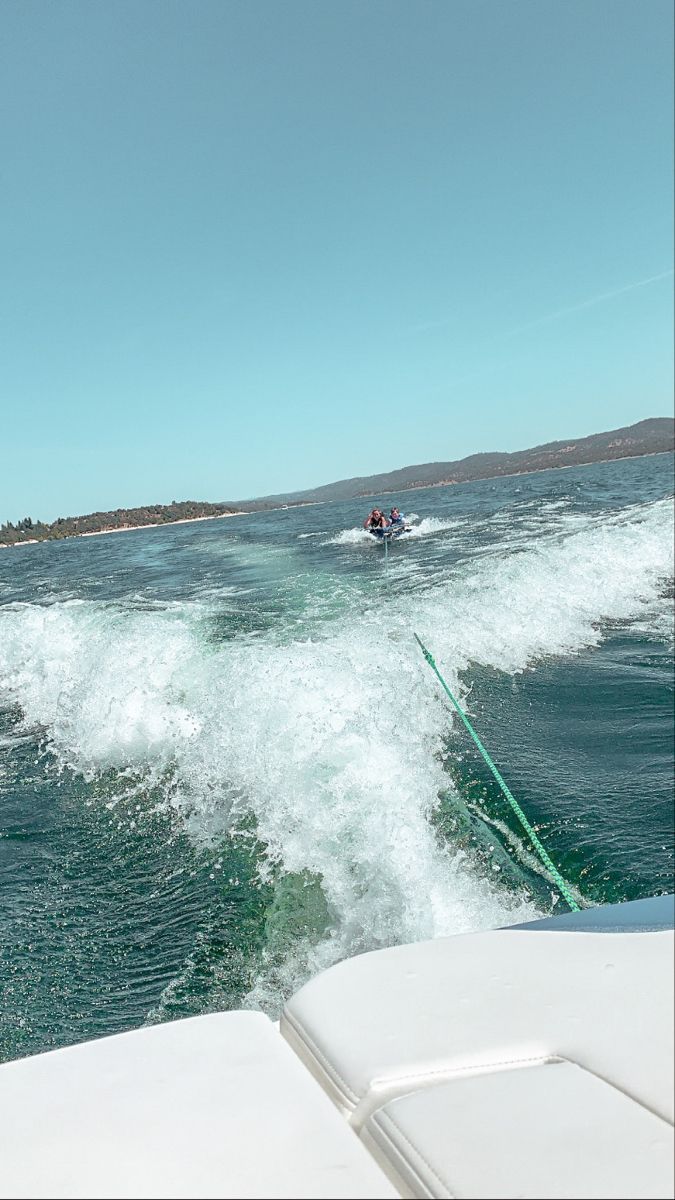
2;449;671;548
78;512;247;538
0;511;247;548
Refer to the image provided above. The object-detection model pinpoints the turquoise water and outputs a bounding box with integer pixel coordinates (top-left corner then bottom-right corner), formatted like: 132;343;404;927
0;454;673;1061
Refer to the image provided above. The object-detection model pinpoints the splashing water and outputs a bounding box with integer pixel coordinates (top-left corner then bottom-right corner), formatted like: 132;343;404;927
0;456;673;1047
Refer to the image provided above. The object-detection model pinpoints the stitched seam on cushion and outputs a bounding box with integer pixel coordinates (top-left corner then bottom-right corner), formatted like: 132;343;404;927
281;1015;554;1114
372;1112;456;1199
361;1126;435;1200
281;1009;359;1104
369;1051;554;1092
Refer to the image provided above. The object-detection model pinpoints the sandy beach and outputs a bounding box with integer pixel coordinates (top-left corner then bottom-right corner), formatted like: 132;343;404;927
0;511;247;547
78;512;247;537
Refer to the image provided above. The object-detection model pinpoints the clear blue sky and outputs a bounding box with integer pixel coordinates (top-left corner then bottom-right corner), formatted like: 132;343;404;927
1;0;673;523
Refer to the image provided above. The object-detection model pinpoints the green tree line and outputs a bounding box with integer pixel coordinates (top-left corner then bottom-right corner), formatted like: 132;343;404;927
0;501;242;546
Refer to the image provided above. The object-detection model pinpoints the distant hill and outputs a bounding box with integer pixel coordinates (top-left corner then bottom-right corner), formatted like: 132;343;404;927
242;418;674;506
2;418;672;547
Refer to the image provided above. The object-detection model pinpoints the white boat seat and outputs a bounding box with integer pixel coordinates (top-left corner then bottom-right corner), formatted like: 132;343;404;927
361;1060;675;1199
0;1011;398;1199
281;928;675;1130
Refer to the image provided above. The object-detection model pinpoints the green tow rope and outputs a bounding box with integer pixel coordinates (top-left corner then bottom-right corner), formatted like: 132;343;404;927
414;633;581;912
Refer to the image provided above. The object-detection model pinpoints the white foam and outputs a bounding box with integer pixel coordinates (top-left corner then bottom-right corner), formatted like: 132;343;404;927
327;515;459;545
403;515;461;538
327;527;377;545
0;495;671;1010
0;600;201;777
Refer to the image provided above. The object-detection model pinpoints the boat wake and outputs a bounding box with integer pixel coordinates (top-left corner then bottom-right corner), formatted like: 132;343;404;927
0;493;672;1017
327;514;460;545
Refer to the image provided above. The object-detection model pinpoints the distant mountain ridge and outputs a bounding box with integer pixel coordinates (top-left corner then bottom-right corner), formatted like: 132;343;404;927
243;418;674;506
2;418;672;546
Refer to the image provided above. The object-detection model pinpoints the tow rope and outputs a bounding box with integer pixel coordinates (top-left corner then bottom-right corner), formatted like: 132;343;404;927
414;633;581;912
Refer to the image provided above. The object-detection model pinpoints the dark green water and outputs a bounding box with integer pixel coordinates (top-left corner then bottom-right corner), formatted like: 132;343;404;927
0;453;673;1061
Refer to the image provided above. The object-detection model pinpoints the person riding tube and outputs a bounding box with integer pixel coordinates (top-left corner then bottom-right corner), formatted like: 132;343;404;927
363;508;389;533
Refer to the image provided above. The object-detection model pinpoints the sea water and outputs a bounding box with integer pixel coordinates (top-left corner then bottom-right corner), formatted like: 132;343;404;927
0;453;673;1061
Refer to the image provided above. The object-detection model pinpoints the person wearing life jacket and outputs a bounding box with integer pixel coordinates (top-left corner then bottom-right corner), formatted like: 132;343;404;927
363;507;389;531
389;507;405;527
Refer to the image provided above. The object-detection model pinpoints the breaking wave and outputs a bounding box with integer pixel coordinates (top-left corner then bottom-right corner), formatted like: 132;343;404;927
0;493;672;1012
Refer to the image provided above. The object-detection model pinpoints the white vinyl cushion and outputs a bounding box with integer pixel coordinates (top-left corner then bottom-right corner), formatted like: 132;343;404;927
0;1011;398;1199
281;929;674;1128
362;1061;675;1199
